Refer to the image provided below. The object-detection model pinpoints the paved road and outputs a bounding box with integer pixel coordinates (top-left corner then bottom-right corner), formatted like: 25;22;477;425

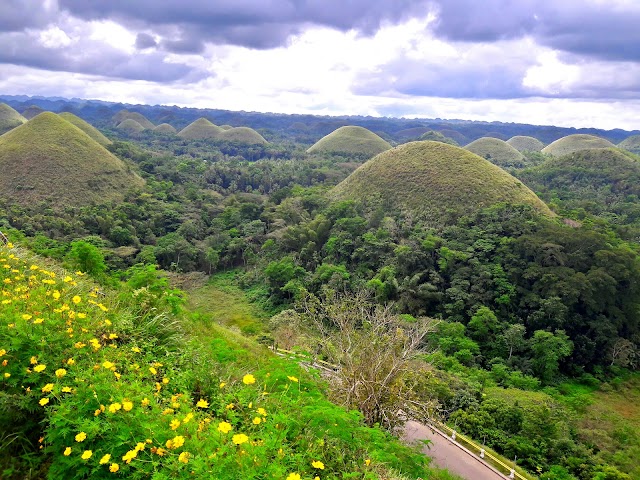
402;420;507;480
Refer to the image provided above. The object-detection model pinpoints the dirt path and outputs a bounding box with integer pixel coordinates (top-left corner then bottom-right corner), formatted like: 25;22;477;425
403;420;507;480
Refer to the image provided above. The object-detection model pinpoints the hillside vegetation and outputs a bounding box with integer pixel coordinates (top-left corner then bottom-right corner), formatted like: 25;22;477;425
178;118;224;140
59;112;112;146
332;141;552;225
220;126;268;145
542;134;615;156
507;135;545;152
22;105;45;120
112;110;155;129
618;134;640;154
464;137;526;168
307;126;392;157
117;119;146;134
154;123;177;134
0;242;451;480
0;103;27;135
0;112;143;207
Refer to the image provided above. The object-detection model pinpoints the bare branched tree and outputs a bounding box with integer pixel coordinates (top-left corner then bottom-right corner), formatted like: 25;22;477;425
300;290;439;431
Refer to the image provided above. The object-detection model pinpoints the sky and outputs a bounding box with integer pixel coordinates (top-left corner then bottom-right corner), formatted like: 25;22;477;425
1;0;640;130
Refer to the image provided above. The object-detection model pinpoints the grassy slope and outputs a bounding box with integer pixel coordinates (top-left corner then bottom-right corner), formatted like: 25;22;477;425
113;110;155;129
0;112;143;207
0;242;454;480
178;118;223;140
219;127;268;145
507;136;545;152
22;105;45;120
542;134;615;157
59;112;112;146
332;141;553;225
117;119;146;133
464;137;526;167
307;126;392;157
154;123;177;134
0;103;27;135
618;134;640;154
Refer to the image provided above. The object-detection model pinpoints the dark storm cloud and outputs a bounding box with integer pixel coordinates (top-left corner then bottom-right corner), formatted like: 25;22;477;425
429;0;640;62
0;0;57;32
57;0;430;51
0;32;203;82
135;33;157;50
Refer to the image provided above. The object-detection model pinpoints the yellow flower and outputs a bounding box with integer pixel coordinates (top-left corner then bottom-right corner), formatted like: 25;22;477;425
166;435;185;449
219;382;226;388
242;374;256;385
312;460;325;469
252;417;261;425
196;398;209;408
52;291;61;300
42;383;54;393
61;386;72;393
183;413;194;423
141;398;150;407
287;375;299;383
99;454;111;464
63;447;72;456
72;296;81;304
286;474;301;480
77;312;86;319
365;459;371;466
217;421;232;434
149;367;157;375
170;419;181;430
22;314;32;320
135;442;145;451
108;403;122;413
102;361;115;369
122;449;138;463
81;450;92;460
55;368;67;378
4;373;10;378
178;451;190;464
131;346;141;353
153;447;166;456
232;433;249;445
67;358;75;365
109;463;119;472
257;407;267;416
226;403;235;410
33;364;46;372
122;400;133;411
39;398;49;406
75;432;87;442
33;318;44;324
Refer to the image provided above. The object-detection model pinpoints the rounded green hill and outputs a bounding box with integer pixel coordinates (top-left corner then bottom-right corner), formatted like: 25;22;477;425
419;130;458;146
153;123;177;134
0;103;27;135
465;137;526;168
220;125;233;130
438;129;468;145
0;112;144;207
331;141;552;225
58;112;111;146
178;118;223;140
618;134;640;154
542;134;614;156
112;110;155;129
117;119;146;134
22;105;46;120
307;126;392;157
219;126;268;144
507;136;545;152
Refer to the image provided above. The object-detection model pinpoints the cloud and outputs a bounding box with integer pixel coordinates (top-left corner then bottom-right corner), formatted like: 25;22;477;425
0;0;57;32
57;0;431;51
0;29;204;82
428;0;640;62
135;32;157;49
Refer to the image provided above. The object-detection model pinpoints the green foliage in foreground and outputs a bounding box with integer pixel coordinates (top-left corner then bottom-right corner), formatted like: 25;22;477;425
0;243;446;480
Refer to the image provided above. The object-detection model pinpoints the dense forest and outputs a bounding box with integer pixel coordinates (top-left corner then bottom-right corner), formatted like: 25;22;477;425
1;97;639;480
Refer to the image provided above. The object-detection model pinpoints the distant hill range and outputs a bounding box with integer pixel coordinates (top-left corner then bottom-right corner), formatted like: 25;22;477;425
0;94;638;145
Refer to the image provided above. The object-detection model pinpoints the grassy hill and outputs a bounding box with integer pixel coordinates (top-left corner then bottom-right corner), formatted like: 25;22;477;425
153;123;177;134
518;148;640;217
542;134;614;156
418;130;458;146
219;126;268;145
307;126;392;157
438;129;468;145
220;125;233;130
0;242;451;480
22;105;46;120
59;112;112;146
0;112;143;207
112;110;155;129
618;134;640;154
178;118;224;140
507;136;545;152
332;141;552;225
464;137;526;168
0;103;27;135
117;119;146;134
